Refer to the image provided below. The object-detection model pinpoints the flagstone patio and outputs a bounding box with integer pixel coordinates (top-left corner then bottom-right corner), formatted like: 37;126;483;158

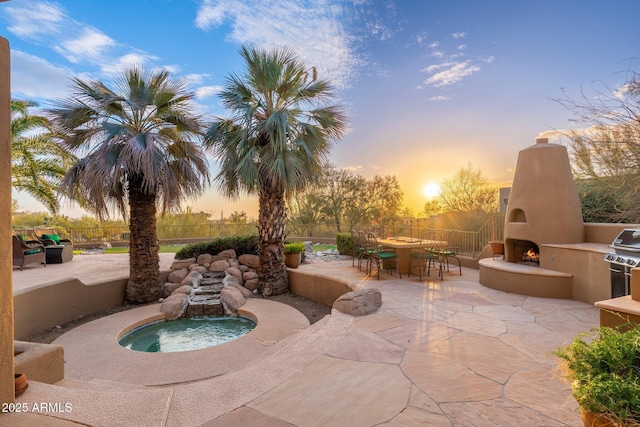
3;255;595;426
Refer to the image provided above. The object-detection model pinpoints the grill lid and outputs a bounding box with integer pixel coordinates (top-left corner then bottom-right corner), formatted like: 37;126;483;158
611;229;640;252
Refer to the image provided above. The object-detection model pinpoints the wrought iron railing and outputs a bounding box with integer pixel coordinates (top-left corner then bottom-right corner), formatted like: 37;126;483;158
17;215;505;257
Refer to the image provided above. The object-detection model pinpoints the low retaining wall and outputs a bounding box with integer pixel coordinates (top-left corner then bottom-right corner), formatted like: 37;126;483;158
13;271;170;339
286;267;355;306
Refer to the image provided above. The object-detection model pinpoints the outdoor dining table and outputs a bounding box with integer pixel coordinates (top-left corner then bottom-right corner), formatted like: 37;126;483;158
377;237;447;275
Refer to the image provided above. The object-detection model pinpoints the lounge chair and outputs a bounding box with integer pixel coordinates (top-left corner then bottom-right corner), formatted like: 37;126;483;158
12;234;46;270
32;228;74;263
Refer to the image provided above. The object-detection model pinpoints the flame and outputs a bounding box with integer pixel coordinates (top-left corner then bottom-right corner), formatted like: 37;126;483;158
525;248;539;259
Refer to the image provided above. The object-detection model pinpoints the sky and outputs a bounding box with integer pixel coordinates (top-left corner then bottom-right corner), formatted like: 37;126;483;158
3;0;640;219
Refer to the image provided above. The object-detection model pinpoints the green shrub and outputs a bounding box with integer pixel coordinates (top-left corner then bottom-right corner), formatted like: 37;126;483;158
175;235;259;259
284;242;305;254
336;233;354;255
554;323;640;424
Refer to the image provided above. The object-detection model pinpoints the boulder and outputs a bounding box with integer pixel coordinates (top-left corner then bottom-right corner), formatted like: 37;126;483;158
181;271;203;288
332;288;382;316
190;265;208;275
160;293;189;320
172;285;193;295
225;267;243;285
243;278;259;291
216;249;237;260
222;275;240;287
162;282;183;298
171;258;195;270
238;254;259;269
228;258;239;268
239;265;250;273
220;286;246;316
242;270;258;281
209;259;230;272
196;253;213;265
168;268;189;284
228;282;252;299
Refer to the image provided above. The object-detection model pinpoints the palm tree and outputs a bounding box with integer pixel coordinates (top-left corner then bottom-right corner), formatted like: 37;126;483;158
205;45;347;296
11;98;75;214
49;67;210;303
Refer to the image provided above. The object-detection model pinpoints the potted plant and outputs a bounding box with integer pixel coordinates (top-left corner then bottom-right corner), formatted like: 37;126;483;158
489;241;504;258
553;323;640;426
284;242;305;268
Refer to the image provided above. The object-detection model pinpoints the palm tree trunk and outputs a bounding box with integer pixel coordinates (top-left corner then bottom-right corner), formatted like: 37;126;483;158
126;176;161;303
258;179;289;296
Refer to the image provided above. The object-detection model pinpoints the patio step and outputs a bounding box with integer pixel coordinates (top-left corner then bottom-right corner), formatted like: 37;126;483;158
16;379;174;427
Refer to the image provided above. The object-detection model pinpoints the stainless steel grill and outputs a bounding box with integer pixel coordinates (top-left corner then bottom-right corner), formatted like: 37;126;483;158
603;228;640;297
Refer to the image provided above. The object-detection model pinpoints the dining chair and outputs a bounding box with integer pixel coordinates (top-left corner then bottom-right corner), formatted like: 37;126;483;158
365;232;401;279
350;229;365;270
437;230;462;275
408;229;443;281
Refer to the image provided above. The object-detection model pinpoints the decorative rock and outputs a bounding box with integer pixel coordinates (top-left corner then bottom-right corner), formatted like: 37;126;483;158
172;285;193;295
171;258;195;270
160;293;189;320
243;271;258;281
244;278;259;291
229;282;252;299
168;268;189;284
222;275;239;287
220;286;246;316
190;265;208;275
181;271;203;288
209;259;230;272
332;288;382;316
163;282;183;298
189;263;200;270
239;265;249;273
225;267;243;285
196;253;213;265
217;249;237;259
238;254;259;269
228;258;239;268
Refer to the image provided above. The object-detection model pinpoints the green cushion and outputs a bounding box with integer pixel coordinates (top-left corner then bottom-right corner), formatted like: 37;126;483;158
42;233;61;244
379;252;397;259
26;249;42;254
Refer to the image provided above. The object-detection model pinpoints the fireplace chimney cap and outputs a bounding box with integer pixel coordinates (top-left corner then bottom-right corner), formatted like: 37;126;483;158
535;138;549;144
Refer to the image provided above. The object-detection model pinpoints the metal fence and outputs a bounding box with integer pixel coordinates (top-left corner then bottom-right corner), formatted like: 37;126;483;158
40;214;505;257
65;223;258;244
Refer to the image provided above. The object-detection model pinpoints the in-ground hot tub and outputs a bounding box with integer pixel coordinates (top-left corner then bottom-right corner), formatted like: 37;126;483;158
119;316;256;353
53;300;311;386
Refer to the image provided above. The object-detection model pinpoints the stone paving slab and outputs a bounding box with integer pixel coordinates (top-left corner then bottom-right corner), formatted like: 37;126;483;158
10;257;596;426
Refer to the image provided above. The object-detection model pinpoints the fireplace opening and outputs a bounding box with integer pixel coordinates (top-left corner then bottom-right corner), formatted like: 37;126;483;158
507;239;540;265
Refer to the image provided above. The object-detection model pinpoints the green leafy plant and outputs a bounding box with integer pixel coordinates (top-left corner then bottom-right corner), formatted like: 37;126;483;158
336;233;354;255
284;242;305;254
553;323;640;425
175;235;259;259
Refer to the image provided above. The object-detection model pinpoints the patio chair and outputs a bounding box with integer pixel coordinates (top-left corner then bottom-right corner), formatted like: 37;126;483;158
351;229;367;270
408;229;443;281
12;234;46;270
33;227;73;247
364;232;401;280
437;231;462;275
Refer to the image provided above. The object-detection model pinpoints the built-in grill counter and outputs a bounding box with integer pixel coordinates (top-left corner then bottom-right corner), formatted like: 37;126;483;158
596;228;640;327
603;228;640;298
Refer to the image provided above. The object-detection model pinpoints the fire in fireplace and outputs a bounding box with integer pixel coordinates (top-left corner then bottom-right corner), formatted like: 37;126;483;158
522;248;540;264
507;239;540;265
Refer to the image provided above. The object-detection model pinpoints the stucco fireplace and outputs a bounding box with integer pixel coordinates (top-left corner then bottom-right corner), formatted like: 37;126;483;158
503;138;584;265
